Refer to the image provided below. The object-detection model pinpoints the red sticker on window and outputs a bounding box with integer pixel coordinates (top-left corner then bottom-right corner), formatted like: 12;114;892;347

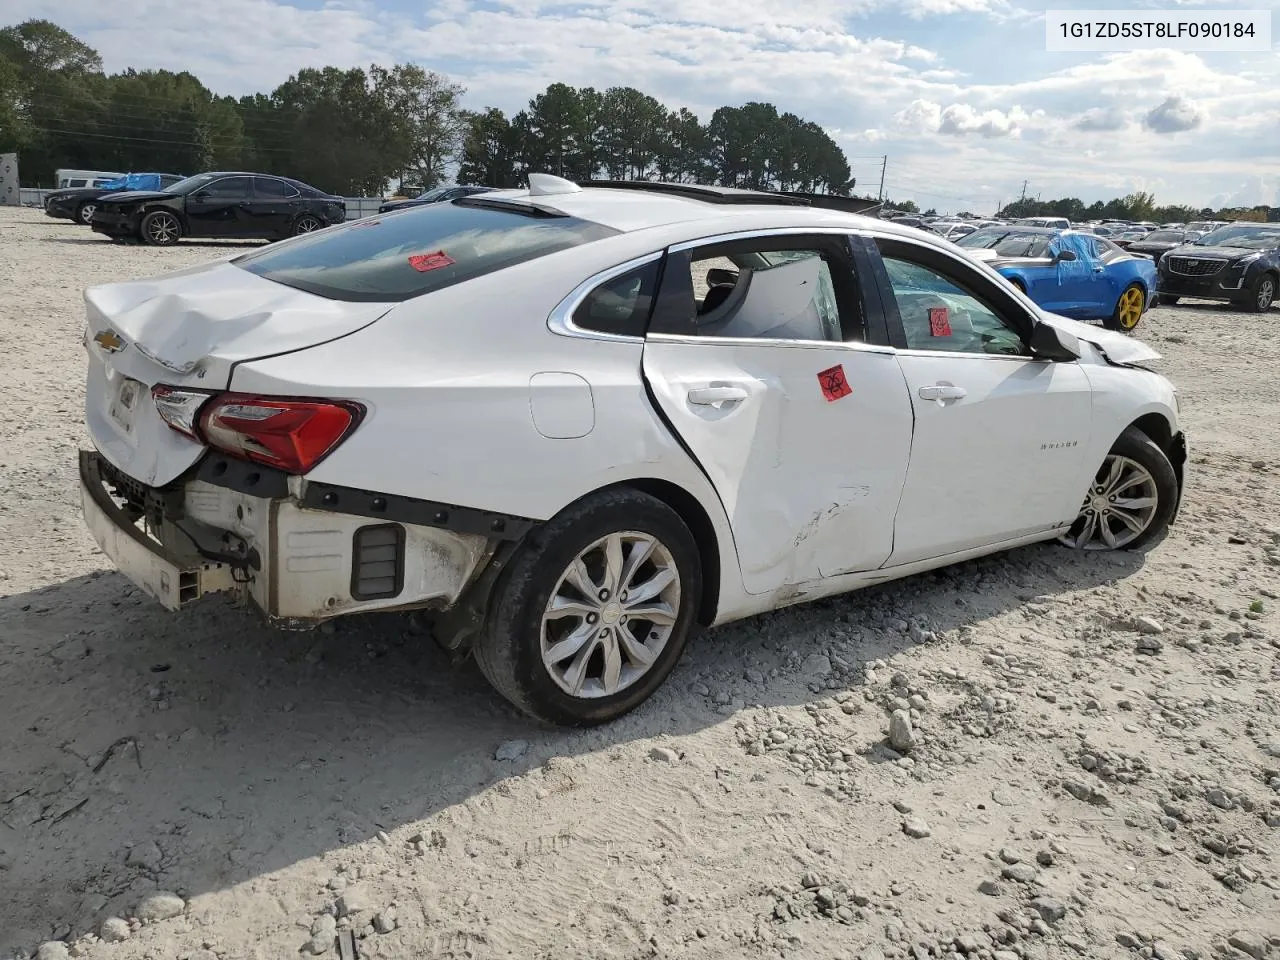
817;364;852;402
407;250;455;272
928;307;952;337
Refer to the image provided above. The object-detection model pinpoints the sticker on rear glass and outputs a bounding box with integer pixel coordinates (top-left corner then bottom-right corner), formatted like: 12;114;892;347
928;307;952;337
817;364;852;402
408;250;455;272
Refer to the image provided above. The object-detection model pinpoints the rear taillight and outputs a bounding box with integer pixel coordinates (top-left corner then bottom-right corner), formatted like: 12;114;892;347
152;386;215;440
199;394;364;474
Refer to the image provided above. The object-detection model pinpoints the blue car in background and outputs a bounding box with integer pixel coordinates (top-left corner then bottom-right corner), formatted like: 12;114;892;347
44;172;186;225
955;226;1158;332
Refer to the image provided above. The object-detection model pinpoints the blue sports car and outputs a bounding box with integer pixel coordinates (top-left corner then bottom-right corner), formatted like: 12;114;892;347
955;226;1157;332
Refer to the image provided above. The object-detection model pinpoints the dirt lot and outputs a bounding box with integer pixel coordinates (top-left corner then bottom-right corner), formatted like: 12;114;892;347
1;205;1278;960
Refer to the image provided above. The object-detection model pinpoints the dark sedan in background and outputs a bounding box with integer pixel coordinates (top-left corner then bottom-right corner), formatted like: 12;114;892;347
1156;224;1280;312
1127;229;1199;268
44;172;186;225
91;172;346;246
377;183;496;214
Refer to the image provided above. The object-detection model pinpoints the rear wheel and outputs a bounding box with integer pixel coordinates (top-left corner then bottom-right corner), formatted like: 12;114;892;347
1106;283;1145;332
1243;272;1277;313
293;214;323;236
1058;427;1177;552
140;210;182;246
474;488;702;726
76;201;97;225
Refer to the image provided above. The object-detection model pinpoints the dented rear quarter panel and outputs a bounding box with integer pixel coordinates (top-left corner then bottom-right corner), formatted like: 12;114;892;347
227;234;751;626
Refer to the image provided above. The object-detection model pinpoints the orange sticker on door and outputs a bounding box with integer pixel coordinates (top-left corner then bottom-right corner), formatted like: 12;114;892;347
817;364;852;402
928;307;952;337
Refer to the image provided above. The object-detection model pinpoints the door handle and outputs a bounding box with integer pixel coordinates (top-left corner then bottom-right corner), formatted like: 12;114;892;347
1093;266;1105;273
688;386;748;406
918;383;967;402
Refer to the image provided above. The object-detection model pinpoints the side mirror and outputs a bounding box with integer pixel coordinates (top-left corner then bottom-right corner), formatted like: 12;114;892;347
192;191;208;201
1029;322;1081;361
1055;249;1078;262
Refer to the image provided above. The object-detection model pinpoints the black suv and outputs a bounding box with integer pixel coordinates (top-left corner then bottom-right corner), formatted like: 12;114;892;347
1157;224;1280;312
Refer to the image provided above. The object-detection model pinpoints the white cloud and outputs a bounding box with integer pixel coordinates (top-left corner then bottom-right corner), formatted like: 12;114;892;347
1072;107;1127;132
1143;96;1204;134
893;99;1033;138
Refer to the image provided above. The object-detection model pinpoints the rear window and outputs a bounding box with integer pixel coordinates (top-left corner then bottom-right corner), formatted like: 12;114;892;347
233;201;620;302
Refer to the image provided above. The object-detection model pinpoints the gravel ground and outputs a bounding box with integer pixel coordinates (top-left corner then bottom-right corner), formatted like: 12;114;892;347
1;205;1279;960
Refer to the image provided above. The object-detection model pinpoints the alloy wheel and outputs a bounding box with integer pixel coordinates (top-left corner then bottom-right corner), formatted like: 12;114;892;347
147;214;179;244
1059;455;1159;550
79;203;96;224
540;531;682;699
295;216;321;234
1117;287;1144;329
1259;277;1276;311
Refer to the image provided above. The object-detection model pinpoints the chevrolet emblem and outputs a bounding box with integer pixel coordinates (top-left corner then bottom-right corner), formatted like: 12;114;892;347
93;330;126;353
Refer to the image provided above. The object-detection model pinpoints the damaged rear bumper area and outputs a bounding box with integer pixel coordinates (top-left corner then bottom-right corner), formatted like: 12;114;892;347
79;449;535;631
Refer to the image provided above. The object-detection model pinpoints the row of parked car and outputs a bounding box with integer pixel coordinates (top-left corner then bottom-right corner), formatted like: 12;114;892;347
45;170;349;244
44;171;503;246
43;172;1278;320
882;212;1279;327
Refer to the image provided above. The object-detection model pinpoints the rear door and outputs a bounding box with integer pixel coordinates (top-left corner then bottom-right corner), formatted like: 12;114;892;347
248;176;301;236
868;234;1094;565
185;175;253;237
641;231;914;595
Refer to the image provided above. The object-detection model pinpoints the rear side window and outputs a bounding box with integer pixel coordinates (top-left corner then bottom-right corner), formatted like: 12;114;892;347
255;177;299;199
234;202;620;302
572;261;660;337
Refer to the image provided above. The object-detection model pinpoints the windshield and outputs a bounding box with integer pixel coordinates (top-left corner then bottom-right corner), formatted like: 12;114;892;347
955;227;1051;258
1144;230;1183;242
1194;225;1280;250
163;173;221;195
234;200;620;302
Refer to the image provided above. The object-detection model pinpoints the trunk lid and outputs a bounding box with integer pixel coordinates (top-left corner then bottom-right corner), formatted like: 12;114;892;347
84;260;394;486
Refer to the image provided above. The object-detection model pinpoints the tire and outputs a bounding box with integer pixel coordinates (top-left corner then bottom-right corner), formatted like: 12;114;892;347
293;214;323;236
76;201;97;225
473;488;702;726
1009;279;1026;294
1157;295;1179;306
1243;272;1277;314
1105;282;1146;332
1058;426;1178;552
140;210;182;246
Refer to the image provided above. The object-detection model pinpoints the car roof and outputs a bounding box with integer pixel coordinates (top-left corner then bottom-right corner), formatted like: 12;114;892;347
474;178;921;240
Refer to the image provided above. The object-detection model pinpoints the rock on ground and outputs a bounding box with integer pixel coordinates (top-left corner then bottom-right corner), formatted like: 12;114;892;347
135;892;185;922
98;917;130;943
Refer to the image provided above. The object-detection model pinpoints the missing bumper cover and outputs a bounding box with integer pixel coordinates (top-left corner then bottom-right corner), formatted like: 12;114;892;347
299;481;538;542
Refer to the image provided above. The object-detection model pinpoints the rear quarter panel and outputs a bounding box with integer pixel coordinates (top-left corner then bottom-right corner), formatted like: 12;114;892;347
228;234;749;623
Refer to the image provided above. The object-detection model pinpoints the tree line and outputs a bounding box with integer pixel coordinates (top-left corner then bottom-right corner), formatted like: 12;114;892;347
0;19;854;196
996;191;1277;225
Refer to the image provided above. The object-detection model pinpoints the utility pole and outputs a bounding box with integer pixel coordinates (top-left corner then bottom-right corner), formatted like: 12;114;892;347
877;155;887;202
1019;180;1029;203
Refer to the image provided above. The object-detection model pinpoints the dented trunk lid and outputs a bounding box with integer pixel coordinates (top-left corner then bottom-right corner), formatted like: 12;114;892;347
83;259;394;486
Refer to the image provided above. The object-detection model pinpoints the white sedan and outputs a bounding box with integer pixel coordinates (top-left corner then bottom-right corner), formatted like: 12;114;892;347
79;175;1187;725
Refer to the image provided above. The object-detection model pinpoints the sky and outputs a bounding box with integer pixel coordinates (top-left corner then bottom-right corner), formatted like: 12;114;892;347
7;0;1279;213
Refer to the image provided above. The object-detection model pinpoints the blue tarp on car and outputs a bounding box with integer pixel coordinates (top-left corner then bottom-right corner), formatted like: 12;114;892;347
99;173;182;192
